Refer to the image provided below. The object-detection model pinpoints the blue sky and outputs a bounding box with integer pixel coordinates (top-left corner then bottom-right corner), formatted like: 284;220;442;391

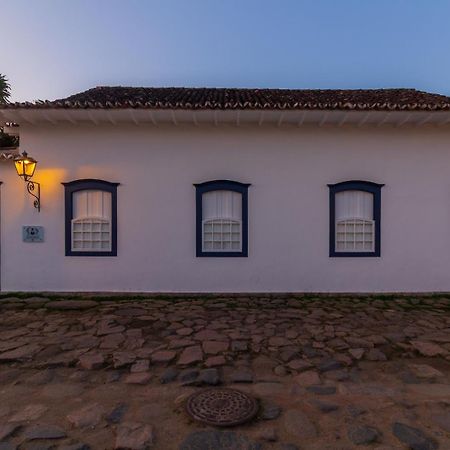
2;0;449;102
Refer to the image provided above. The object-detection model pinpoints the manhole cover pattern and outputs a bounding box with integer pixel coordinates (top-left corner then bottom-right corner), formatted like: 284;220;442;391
186;388;259;427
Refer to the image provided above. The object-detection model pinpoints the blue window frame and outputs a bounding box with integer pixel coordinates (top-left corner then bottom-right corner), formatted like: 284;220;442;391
63;179;119;257
328;180;384;257
194;180;250;257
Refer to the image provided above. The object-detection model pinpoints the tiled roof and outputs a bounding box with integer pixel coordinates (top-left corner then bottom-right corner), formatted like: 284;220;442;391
4;87;450;111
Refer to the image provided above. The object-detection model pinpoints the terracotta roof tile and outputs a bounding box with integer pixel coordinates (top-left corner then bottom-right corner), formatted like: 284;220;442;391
4;86;450;111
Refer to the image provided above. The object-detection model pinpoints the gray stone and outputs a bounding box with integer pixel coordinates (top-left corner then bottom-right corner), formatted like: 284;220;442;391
198;368;220;385
278;445;299;450
78;353;104;370
23;424;67;440
179;430;262;450
9;404;48;422
179;369;199;384
348;425;381;445
260;400;281;420
115;422;154;450
160;367;179;384
392;422;438;450
106;403;127;424
306;385;336;395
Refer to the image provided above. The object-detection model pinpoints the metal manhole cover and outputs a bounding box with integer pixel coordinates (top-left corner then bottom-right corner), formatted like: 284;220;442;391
185;388;259;427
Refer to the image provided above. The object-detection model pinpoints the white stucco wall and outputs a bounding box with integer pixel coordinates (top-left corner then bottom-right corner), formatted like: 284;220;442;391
1;122;450;293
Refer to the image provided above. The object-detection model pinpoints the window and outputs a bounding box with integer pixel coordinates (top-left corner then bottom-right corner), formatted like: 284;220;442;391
63;179;119;256
328;180;383;257
195;180;250;257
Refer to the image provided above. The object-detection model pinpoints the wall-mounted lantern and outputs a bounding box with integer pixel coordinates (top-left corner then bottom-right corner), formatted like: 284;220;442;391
14;151;41;212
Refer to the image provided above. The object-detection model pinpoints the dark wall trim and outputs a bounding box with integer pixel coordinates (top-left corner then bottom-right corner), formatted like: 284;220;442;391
62;179;119;257
194;180;250;257
328;180;384;258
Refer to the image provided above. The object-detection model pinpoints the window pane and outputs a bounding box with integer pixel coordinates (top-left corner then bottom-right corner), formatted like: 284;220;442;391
336;219;374;252
202;219;242;252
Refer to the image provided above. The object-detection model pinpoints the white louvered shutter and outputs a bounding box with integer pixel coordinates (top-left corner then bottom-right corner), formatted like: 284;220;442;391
71;190;112;252
202;190;242;252
335;190;374;252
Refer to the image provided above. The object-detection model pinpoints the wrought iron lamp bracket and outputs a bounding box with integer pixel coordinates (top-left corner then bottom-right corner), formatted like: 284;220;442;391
26;180;41;212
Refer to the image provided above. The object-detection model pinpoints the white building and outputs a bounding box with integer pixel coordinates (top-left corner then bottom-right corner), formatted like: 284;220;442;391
1;86;450;293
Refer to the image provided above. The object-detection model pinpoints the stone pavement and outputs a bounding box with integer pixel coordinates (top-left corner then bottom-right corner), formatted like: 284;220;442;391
0;294;449;449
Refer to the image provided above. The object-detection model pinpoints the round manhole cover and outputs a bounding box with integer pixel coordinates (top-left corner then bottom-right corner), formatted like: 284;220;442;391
185;388;259;427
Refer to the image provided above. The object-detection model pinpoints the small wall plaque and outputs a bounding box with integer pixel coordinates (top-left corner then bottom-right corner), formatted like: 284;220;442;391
22;226;44;242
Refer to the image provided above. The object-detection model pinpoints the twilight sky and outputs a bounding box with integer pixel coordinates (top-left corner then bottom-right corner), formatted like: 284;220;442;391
1;0;449;102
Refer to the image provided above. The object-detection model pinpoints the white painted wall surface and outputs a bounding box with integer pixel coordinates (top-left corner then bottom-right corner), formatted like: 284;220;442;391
1;123;450;292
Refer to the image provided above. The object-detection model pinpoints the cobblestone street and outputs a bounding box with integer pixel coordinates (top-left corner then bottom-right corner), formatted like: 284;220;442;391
0;294;449;449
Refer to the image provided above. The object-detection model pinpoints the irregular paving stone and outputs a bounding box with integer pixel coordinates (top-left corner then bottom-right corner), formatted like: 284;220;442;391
260;400;281;420
124;373;151;385
179;430;262;450
349;348;365;360
230;368;254;383
279;445;299;450
178;346;203;366
130;360;150;373
67;403;105;428
410;341;447;357
45;300;98;310
78;353;104;370
0;424;20;440
205;355;226;367
176;327;194;336
317;358;343;372
231;341;248;352
306;385;336;395
392;422;438;450
26;369;54;385
365;348;388;361
115;422;154;450
0;344;41;362
100;333;125;349
286;359;312;372
151;350;176;364
268;337;291;347
180;368;199;384
283;409;318;439
160;367;179;384
193;330;228;341
310;400;339;413
273;365;288;376
202;341;229;355
198;368;220;385
106;403;128;424
294;370;321;386
408;364;444;379
348;425;381;445
9;404;48;422
113;352;136;368
23;424;67;440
